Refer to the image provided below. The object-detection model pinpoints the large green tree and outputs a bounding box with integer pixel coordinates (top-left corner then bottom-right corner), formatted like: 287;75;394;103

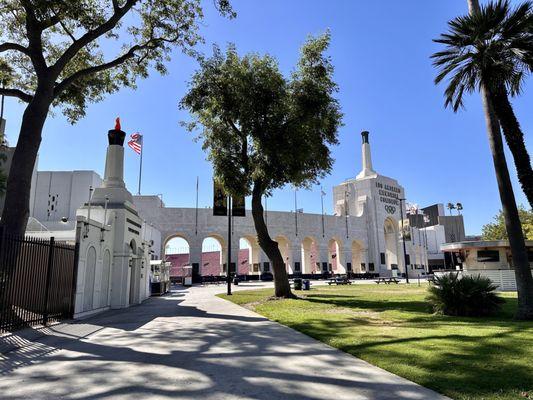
0;0;234;235
482;206;533;240
433;0;533;319
434;0;533;207
181;33;342;298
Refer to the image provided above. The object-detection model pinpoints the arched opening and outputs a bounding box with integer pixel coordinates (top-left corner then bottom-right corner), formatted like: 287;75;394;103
384;218;399;274
100;249;111;308
301;236;318;274
352;240;364;273
201;235;225;276
329;238;345;274
83;246;97;312
239;237;252;275
164;235;191;280
275;235;292;274
241;235;262;275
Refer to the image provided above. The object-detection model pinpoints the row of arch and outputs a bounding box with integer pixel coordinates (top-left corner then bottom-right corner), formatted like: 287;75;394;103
164;234;369;276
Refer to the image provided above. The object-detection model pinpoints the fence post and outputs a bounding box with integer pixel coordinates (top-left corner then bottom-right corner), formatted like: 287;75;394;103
43;237;55;326
0;225;5;330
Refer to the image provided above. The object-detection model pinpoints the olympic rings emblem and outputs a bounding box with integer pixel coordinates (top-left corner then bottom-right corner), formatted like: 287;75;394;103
385;205;396;214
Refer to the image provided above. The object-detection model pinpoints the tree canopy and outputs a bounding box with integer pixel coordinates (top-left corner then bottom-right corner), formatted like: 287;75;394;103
181;32;342;197
0;0;235;122
482;206;533;240
432;0;533;112
180;32;342;297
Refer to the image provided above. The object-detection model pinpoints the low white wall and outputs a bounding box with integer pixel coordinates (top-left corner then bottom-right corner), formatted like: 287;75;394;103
434;269;532;292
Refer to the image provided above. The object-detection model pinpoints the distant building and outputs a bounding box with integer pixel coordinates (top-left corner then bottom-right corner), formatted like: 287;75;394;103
440;240;533;291
408;203;466;271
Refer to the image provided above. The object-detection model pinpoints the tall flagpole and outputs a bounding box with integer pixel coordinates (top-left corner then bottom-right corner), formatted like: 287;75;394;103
195;176;199;235
321;187;325;238
137;135;143;195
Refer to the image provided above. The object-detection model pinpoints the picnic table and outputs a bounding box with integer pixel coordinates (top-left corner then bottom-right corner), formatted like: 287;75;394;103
374;277;400;284
327;276;352;285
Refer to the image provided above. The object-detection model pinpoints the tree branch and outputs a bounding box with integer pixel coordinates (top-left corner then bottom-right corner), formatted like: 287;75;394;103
54;42;150;96
0;87;33;103
52;0;139;76
0;42;30;56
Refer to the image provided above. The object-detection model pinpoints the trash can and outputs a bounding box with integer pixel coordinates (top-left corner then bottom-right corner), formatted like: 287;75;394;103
233;277;240;285
293;278;303;290
303;279;310;291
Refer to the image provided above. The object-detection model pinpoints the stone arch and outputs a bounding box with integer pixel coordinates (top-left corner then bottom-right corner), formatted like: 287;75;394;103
240;235;262;275
275;235;292;274
328;237;346;274
384;217;400;273
351;240;365;273
164;234;191;279
301;236;318;274
83;246;97;312
202;234;226;276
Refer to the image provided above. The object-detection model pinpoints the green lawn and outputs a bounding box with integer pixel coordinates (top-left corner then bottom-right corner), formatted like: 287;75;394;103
219;285;533;400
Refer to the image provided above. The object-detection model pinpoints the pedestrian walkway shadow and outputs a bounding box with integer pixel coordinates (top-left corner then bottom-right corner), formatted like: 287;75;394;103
0;289;448;400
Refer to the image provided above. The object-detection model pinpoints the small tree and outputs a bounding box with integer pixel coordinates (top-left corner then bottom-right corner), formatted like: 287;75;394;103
0;0;234;235
181;33;342;298
482;206;533;240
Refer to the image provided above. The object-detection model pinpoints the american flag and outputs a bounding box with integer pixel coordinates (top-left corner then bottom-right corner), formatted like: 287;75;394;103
128;133;142;155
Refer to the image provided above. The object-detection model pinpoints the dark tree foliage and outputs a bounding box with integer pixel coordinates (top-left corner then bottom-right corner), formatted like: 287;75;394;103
181;33;342;297
432;0;533;208
0;0;234;235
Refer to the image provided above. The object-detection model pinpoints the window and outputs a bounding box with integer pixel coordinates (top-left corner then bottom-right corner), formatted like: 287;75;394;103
346;262;352;272
360;263;366;271
294;262;301;272
477;250;500;262
380;252;386;265
263;262;270;272
322;262;328;272
368;263;375;271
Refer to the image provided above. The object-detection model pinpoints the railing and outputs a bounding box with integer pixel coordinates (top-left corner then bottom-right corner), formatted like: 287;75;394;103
0;227;79;333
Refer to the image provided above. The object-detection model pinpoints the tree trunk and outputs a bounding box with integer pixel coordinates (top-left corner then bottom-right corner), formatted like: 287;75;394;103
468;0;533;320
489;87;533;208
481;88;533;320
251;180;293;298
0;86;53;235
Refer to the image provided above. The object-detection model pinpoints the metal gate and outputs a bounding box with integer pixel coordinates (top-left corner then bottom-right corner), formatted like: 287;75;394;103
0;228;78;332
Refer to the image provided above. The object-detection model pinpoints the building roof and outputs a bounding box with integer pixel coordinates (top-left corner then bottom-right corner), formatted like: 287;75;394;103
440;240;533;252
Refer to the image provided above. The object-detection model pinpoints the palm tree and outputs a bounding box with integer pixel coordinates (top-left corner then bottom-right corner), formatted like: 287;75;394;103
434;0;533;208
433;0;533;319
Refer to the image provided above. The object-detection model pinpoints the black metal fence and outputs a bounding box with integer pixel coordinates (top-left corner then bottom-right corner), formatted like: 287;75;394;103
0;228;78;333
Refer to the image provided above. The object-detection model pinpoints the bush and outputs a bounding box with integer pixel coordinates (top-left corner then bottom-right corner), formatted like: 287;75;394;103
426;273;504;317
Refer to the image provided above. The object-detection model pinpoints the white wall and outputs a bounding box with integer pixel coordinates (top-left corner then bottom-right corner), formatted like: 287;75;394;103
31;170;102;224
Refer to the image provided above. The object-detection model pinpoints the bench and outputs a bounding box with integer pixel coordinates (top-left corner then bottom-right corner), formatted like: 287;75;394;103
327;277;352;285
375;277;400;284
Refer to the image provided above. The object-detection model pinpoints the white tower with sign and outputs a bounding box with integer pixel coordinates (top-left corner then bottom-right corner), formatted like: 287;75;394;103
333;131;407;276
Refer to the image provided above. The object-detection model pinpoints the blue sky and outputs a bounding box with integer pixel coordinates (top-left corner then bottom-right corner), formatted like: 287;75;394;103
3;0;532;235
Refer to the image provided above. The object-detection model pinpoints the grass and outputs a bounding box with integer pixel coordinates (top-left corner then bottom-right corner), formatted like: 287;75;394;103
219;285;533;400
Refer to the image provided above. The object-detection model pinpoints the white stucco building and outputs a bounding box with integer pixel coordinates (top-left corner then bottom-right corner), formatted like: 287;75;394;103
134;131;429;278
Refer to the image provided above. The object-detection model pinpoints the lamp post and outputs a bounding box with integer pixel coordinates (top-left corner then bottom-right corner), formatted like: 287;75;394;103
399;198;409;283
226;195;232;296
423;213;430;272
344;189;349;238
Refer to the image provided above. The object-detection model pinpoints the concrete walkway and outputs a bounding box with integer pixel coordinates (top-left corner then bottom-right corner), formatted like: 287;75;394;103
0;283;448;400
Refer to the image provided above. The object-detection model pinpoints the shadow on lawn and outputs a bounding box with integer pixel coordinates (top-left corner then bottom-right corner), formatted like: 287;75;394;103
304;293;429;314
282;293;533;399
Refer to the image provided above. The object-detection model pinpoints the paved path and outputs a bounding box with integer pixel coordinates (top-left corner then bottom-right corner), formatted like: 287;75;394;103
0;283;448;400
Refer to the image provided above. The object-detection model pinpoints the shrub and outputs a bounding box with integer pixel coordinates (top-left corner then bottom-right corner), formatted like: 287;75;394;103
426;273;504;317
